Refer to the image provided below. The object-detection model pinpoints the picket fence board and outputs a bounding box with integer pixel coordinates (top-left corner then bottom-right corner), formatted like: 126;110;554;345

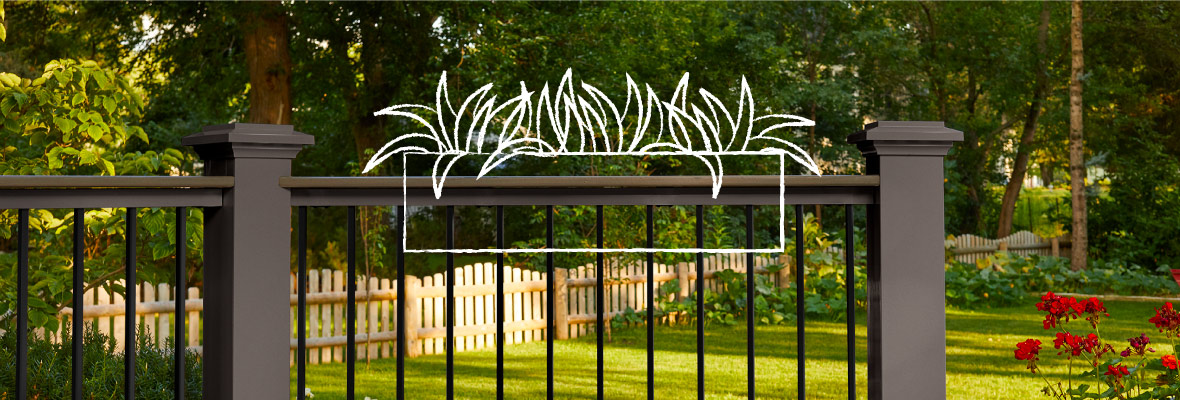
58;254;795;364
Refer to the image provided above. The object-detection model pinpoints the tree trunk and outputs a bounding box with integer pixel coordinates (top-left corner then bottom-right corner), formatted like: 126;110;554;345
1068;0;1088;270
241;2;292;125
997;2;1051;238
1039;162;1053;188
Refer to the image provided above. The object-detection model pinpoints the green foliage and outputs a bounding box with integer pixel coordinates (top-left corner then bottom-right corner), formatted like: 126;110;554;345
0;207;204;332
0;59;202;331
945;253;1177;309
1090;134;1180;269
624;258;868;328
1;1;1178;273
611;215;868;327
0;325;202;399
0;59;146;175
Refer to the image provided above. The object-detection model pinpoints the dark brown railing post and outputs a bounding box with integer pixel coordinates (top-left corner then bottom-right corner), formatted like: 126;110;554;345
183;123;314;399
847;121;961;400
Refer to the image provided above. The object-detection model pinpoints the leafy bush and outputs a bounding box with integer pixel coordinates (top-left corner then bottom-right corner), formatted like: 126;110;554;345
0;58;202;332
613;213;870;326
611;257;868;328
945;252;1178;309
612;250;1176;326
0;324;202;399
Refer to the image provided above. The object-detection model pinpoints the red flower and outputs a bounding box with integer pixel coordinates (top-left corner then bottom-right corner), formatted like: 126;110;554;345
1054;332;1100;357
1164;355;1178;370
1075;297;1109;328
1037;292;1080;329
1121;333;1156;357
1015;339;1042;373
1104;364;1130;378
1150;302;1180;338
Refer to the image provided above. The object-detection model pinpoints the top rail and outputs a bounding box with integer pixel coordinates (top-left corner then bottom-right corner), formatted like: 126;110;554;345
283;175;880;207
0;176;234;189
0;176;230;209
280;175;878;189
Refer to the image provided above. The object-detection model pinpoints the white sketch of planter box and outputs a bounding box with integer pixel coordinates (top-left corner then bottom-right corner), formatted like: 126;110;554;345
364;69;819;255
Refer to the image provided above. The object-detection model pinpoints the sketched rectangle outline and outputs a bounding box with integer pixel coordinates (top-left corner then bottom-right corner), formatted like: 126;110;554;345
399;153;788;254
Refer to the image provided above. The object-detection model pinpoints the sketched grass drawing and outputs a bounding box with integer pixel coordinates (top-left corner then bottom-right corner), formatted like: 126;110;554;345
365;69;819;199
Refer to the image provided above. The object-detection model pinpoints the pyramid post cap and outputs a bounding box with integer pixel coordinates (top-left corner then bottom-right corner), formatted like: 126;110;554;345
847;121;963;144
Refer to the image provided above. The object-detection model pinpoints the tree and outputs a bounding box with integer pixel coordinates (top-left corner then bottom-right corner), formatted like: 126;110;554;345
1081;2;1180;268
852;2;1033;235
241;2;292;125
0;59;200;330
1068;0;1087;270
997;2;1052;238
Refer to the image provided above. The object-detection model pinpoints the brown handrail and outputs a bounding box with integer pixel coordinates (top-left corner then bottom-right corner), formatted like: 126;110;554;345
0;176;234;189
279;175;879;189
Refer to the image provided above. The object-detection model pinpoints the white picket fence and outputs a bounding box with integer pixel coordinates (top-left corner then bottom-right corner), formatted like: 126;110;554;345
950;230;1070;264
50;281;202;353
43;255;784;364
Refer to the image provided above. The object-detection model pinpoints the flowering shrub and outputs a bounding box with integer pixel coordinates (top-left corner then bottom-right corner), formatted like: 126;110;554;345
1015;292;1180;399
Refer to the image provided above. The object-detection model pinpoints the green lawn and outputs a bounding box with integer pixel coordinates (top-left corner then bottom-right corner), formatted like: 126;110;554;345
292;300;1172;399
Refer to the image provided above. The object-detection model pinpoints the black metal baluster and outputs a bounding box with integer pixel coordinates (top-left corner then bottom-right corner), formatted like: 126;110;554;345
645;205;654;400
845;204;856;400
347;206;357;400
546;205;555;400
297;206;307;400
695;204;704;400
795;204;805;400
16;209;28;400
126;208;137;400
175;207;187;400
446;205;455;399
596;205;605;400
396;205;406;400
746;205;755;399
73;208;84;400
497;205;505;400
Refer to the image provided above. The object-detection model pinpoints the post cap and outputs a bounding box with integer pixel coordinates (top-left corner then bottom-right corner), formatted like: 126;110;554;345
847;121;963;157
182;123;314;160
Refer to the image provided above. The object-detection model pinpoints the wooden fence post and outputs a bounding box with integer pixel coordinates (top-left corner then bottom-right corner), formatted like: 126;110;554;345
1051;237;1060;257
998;241;1009;252
777;254;792;289
554;268;570;340
403;275;421;358
676;262;690;300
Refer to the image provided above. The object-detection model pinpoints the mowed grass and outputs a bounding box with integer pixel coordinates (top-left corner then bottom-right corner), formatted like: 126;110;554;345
291;300;1171;399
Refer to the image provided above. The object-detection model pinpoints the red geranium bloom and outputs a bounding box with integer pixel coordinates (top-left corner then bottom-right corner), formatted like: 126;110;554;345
1075;297;1109;328
1150;302;1180;338
1163;355;1178;370
1015;339;1042;373
1015;339;1042;360
1054;332;1100;357
1104;364;1130;379
1037;292;1080;329
1121;333;1155;357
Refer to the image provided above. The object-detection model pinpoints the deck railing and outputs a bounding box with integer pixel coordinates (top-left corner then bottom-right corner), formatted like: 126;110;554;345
0;120;961;399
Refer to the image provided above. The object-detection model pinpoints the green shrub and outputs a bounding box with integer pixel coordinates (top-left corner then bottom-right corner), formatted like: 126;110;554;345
945;252;1178;309
0;324;201;399
611;251;1177;325
609;256;868;328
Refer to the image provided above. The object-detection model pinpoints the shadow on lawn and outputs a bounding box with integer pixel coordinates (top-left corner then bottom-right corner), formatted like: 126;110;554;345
574;319;870;362
305;321;871;399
